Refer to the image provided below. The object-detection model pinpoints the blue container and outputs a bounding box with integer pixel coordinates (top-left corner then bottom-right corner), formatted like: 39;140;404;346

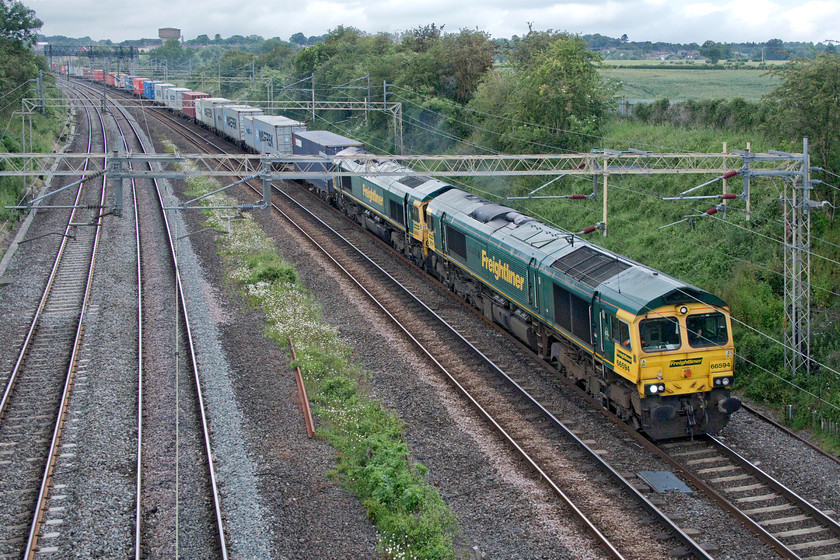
292;130;363;193
143;80;161;100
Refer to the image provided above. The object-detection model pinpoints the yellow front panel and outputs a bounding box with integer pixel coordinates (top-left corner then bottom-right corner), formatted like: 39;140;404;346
634;303;734;397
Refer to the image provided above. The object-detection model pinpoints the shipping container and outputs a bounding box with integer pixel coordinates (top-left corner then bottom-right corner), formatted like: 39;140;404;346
292;130;364;193
242;115;258;152
93;69;104;82
252;115;306;156
173;88;195;112
166;87;190;110
143;80;160;100
132;77;148;96
153;83;175;104
223;106;264;144
195;98;232;130
123;76;136;92
212;100;236;133
181;91;210;119
105;72;116;86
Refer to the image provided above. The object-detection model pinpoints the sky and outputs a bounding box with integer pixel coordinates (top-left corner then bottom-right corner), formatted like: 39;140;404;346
32;0;840;45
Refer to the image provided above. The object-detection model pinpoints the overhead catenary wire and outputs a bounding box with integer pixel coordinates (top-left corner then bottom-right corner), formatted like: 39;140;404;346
278;76;840;391
387;82;718;155
392;91;581;154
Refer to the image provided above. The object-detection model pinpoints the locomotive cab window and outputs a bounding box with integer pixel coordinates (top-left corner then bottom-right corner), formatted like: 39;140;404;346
610;315;632;350
687;312;728;348
640;317;681;352
341;175;352;191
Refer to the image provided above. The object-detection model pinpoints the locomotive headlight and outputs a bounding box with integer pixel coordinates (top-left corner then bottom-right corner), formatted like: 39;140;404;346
713;376;733;387
645;383;666;395
679;306;688;315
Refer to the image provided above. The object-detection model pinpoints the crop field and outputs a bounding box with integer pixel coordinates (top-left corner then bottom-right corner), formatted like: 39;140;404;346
600;66;779;101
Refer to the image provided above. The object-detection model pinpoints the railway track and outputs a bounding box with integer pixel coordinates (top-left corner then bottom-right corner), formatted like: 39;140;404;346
0;86;108;560
59;78;229;559
660;435;840;559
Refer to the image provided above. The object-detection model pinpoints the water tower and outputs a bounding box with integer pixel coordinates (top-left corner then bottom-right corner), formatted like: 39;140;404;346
158;28;181;41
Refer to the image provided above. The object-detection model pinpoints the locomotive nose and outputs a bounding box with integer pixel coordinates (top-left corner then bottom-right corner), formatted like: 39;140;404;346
718;396;741;415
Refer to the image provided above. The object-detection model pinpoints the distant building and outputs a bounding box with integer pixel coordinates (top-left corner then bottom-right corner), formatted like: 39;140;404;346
158;28;181;41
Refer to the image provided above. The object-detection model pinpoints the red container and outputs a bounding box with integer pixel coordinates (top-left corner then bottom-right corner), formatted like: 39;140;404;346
93;69;104;82
181;91;210;118
105;72;116;86
132;77;148;96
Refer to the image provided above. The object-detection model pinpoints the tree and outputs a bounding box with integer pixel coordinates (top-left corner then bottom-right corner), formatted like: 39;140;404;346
765;53;840;173
401;23;443;53
700;40;723;63
764;38;788;60
219;49;254;76
470;31;618;152
289;32;307;45
0;0;41;46
432;29;496;103
148;39;193;64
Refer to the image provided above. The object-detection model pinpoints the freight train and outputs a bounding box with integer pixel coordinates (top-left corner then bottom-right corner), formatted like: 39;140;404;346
64;66;742;439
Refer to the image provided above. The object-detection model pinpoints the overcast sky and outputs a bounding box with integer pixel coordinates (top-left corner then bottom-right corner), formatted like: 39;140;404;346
32;0;840;44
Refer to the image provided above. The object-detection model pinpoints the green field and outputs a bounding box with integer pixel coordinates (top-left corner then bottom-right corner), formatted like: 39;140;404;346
600;66;779;101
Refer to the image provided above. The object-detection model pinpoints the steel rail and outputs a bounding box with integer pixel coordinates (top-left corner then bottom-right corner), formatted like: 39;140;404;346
24;83;109;560
104;88;146;560
75;77;230;560
707;434;840;558
741;403;840;466
122;94;230;560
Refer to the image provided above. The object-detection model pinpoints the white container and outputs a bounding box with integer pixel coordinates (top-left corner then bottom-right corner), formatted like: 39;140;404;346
252;115;306;156
169;87;190;111
242;115;258;152
195;97;230;128
153;83;175;104
223;106;264;143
